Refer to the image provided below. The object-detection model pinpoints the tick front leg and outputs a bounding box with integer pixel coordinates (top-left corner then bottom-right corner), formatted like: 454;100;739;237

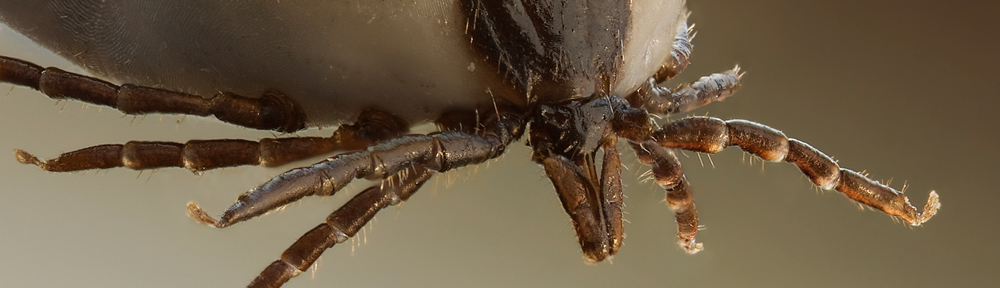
632;67;743;115
0;56;307;132
650;10;693;83
248;165;433;288
626;12;742;116
630;141;703;254
653;117;940;226
13;109;407;172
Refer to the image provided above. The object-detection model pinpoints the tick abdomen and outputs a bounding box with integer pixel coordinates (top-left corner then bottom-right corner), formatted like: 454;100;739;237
0;1;485;125
0;0;685;125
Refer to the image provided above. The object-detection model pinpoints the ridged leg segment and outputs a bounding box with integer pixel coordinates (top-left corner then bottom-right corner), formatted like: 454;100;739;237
634;67;743;115
187;106;525;229
13;109;408;172
652;117;940;226
246;166;433;288
630;141;702;254
0;56;307;132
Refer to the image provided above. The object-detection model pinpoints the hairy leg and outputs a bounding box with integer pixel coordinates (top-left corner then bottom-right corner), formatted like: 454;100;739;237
14;109;407;172
649;117;940;225
188;105;526;228
630;141;702;254
625;12;742;116
248;165;433;288
0;56;307;132
651;10;693;83
632;67;743;115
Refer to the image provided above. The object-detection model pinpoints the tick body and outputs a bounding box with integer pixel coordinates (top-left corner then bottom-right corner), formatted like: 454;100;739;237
0;1;939;287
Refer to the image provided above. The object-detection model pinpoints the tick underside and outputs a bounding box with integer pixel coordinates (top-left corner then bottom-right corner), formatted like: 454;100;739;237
0;16;938;288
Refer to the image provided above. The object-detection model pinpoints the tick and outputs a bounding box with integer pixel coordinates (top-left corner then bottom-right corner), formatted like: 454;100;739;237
0;1;939;287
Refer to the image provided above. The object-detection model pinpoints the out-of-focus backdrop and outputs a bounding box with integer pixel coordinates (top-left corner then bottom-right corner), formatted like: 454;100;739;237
1;1;996;287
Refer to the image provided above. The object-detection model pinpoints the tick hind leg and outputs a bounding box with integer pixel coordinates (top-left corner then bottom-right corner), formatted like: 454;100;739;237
13;109;408;173
0;56;308;132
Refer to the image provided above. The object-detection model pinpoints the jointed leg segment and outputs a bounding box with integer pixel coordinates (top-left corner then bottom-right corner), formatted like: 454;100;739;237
651;12;694;83
0;56;308;132
13;109;408;172
630;141;702;254
188;105;525;229
248;165;434;288
186;103;526;288
184;105;525;287
650;117;940;226
630;14;743;116
632;67;743;115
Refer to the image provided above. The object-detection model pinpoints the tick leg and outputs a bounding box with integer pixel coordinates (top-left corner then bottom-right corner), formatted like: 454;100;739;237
13;109;407;172
652;117;940;226
632;67;743;115
537;153;610;262
626;13;740;115
630;141;703;254
247;165;433;288
0;56;306;132
651;10;694;83
187;107;525;228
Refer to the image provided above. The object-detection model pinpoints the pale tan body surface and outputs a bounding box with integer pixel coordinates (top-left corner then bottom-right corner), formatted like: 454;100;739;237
0;0;684;125
0;1;486;125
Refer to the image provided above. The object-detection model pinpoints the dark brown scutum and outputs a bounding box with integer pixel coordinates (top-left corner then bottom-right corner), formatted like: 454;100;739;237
462;0;630;104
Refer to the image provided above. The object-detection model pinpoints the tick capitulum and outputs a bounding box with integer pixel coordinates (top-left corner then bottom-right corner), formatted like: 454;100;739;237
0;1;939;287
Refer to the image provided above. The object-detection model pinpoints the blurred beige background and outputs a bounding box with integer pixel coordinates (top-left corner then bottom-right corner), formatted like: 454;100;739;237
1;1;997;287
